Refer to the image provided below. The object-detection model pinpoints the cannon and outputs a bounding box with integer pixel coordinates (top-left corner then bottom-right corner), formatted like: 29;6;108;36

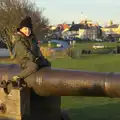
0;63;120;120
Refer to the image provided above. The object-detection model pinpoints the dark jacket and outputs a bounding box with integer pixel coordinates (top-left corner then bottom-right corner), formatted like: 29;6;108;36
12;33;39;79
22;33;51;68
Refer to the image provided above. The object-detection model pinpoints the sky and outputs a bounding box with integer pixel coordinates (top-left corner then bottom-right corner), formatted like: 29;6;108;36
30;0;120;25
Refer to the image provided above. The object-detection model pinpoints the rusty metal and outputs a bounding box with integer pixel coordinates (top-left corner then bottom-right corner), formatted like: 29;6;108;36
0;103;6;113
25;67;120;98
0;64;120;98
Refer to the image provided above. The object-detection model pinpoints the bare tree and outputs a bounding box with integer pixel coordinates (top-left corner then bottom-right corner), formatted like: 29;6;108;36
0;0;49;41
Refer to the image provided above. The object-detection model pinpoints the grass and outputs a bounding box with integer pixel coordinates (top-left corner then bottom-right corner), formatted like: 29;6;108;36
49;42;120;120
51;54;120;72
61;97;120;120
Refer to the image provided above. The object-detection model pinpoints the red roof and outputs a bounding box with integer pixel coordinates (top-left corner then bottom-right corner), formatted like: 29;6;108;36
58;24;70;30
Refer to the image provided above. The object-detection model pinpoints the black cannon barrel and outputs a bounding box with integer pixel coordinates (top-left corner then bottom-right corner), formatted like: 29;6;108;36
25;67;120;97
0;64;120;97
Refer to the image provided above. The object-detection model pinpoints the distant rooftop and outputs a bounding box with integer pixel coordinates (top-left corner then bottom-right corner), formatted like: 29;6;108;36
69;24;102;31
104;24;119;28
69;24;87;31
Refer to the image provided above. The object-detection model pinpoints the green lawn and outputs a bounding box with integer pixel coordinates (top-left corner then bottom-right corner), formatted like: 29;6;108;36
51;54;120;72
50;53;120;120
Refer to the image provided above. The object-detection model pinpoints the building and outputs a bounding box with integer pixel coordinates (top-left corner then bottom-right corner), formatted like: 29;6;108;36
69;24;87;37
86;26;98;39
68;23;102;40
102;24;120;40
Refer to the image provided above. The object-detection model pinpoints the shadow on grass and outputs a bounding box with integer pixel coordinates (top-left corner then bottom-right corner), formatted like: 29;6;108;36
67;102;120;120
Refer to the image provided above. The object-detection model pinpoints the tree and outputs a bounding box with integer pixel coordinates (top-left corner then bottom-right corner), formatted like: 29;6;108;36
0;0;49;42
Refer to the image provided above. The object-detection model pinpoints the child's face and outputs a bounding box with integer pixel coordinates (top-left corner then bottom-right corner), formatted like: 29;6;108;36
20;27;31;37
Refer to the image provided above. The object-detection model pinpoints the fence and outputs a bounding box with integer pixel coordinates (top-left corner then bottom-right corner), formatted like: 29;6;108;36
40;46;71;58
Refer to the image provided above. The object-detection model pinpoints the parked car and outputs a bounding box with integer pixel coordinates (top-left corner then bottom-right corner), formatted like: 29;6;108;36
93;43;104;49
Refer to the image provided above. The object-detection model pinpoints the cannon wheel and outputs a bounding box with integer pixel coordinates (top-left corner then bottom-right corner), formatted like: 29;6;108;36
61;109;71;120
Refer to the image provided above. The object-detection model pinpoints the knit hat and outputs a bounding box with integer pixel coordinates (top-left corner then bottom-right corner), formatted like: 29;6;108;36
17;16;33;31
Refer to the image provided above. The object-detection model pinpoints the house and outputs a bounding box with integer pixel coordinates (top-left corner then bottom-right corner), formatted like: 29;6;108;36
69;24;87;36
68;23;102;40
86;26;97;39
102;24;120;40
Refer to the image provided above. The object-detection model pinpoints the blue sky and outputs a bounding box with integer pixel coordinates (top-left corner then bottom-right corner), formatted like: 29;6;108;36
31;0;120;25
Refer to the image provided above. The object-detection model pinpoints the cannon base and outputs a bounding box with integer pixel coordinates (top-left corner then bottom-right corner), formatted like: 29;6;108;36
0;88;27;120
0;87;64;120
